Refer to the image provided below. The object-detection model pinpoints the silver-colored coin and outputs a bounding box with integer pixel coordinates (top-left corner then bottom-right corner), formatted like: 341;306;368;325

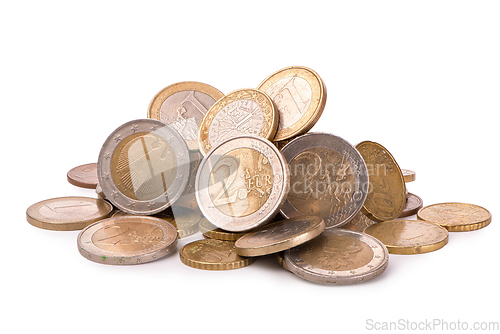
77;216;178;265
284;228;389;285
280;132;368;229
196;135;290;232
97;119;190;215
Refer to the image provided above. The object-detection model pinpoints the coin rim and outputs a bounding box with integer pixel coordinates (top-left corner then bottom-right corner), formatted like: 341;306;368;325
417;202;492;232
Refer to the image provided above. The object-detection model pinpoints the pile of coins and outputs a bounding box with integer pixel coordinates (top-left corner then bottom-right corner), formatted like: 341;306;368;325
26;66;492;285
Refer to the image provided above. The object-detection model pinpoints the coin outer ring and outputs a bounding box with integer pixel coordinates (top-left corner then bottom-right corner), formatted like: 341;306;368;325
280;132;368;229
77;216;178;265
197;88;279;155
363;220;449;255
147;81;224;151
26;197;113;231
195;135;290;232
234;216;326;257
417;202;492;232
97;119;190;215
67;163;98;189
257;66;327;141
284;228;389;285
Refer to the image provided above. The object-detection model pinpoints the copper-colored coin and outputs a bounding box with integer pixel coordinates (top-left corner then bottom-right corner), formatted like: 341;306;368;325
399;193;423;217
26;196;113;231
257;66;326;141
341;211;378;232
67;163;98;189
198;89;278;155
77;216;178;265
179;239;255;270
417;202;492;232
356;141;406;221
198;218;247;241
147;81;224;150
235;216;325;257
276;252;291;272
402;169;416;183
364;219;449;254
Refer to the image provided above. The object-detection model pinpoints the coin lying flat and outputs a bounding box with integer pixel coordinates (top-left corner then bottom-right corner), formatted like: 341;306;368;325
399;193;423;218
341;211;378;232
180;239;255;270
280;132;368;229
198;89;278;155
97;119;190;215
364;220;448;254
235;216;325;257
257;66;327;141
67;163;98;189
284;228;389;285
148;81;224;151
198;218;247;241
356;141;406;221
196;135;290;232
78;216;178;265
401;169;416;183
417;202;492;232
26;196;113;231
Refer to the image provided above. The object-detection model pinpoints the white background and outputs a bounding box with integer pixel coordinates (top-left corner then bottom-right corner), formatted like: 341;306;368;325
2;1;499;333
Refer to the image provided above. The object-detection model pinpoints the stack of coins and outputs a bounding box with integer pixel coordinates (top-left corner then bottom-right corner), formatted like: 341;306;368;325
26;66;492;285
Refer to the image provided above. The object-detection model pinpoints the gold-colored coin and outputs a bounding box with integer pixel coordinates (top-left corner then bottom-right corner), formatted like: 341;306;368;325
417;202;492;232
356;141;406;221
198;218;247;241
364;219;449;254
179;239;255;270
197;89;278;155
341;211;378;232
26;196;113;231
276;252;291;272
257;66;326;141
402;169;416;183
147;81;224;150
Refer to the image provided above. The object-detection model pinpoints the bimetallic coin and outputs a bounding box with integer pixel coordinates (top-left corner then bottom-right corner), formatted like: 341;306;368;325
97;119;190;215
402;169;416;183
198;89;278;155
257;66;326;141
284;228;389;285
364;219;448;254
26;196;113;231
235;216;325;257
196;135;290;232
280;132;368;229
341;211;378;232
180;239;255;270
148;81;224;150
356;141;406;221
199;218;247;241
78;216;178;265
399;193;423;218
67;163;98;189
417;202;492;232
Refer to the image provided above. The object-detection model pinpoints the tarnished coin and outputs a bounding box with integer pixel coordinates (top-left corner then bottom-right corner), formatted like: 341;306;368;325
77;216;178;265
402;169;416;183
257;66;326;141
356;141;406;221
198;218;247;241
235;216;325;257
284;228;389;285
341;211;378;232
67;163;98;189
179;239;255;270
280;132;368;229
364;219;448;254
417;202;492;232
399;193;423;218
198;89;278;155
97;119;190;215
26;196;113;231
147;81;224;150
196;135;290;232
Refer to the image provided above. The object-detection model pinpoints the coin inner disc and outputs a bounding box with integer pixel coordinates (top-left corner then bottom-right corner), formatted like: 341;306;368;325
38;199;100;220
91;222;165;253
208;147;274;218
111;132;178;201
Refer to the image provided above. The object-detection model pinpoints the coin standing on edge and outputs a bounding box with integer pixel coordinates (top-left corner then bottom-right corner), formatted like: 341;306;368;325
284;228;389;285
280;132;368;229
257;66;327;141
364;220;449;254
26;196;113;231
417;202;492;232
97;119;190;215
67;163;98;189
235;216;325;257
147;81;224;151
198;89;278;155
196;135;290;232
